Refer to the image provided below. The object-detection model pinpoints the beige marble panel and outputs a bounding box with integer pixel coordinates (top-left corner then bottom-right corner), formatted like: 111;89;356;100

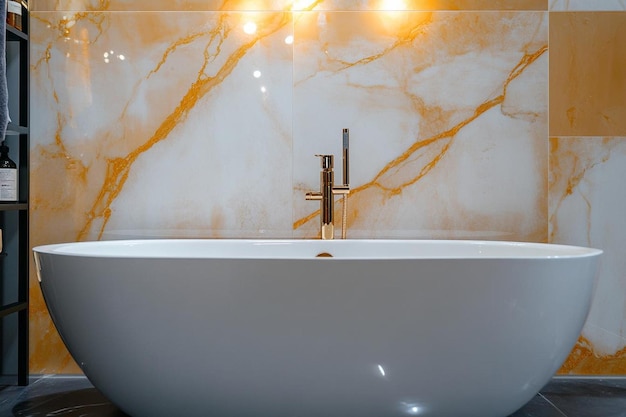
550;12;626;136
550;137;626;374
293;11;549;240
31;0;215;11
550;0;626;10
31;0;547;11
30;10;293;372
304;0;548;10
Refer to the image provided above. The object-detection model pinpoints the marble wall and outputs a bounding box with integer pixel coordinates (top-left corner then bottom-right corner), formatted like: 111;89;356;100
27;0;626;374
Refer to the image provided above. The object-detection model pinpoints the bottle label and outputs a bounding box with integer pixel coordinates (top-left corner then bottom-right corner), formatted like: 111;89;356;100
0;168;17;201
7;1;21;15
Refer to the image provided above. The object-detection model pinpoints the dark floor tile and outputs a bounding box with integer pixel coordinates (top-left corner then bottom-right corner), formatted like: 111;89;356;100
508;393;566;417
541;378;626;417
10;389;128;416
1;376;626;417
0;376;127;417
0;386;25;414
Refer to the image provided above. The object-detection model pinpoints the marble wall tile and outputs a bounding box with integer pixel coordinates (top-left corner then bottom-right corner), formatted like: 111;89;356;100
304;0;548;10
550;12;626;136
30;0;218;11
30;0;283;11
31;0;547;12
550;0;626;10
293;11;548;239
30;10;293;372
550;137;626;374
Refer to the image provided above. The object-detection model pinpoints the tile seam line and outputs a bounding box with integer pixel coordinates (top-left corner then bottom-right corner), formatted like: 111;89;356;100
538;393;569;417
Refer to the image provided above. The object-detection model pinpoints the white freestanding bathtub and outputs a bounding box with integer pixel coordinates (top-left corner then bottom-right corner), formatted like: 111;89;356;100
33;239;601;417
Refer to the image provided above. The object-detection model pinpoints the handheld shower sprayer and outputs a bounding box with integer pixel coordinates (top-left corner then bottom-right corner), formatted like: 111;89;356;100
341;129;349;239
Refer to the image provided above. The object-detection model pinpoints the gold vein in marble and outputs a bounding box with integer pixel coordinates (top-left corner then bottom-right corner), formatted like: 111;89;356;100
549;137;626;375
76;13;291;240
560;336;626;375
294;44;548;231
548;137;618;242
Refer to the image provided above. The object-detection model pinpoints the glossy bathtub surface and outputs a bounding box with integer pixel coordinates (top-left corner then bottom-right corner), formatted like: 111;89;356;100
33;239;601;417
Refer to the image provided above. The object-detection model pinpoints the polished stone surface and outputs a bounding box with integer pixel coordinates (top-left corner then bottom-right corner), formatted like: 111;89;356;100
0;376;624;416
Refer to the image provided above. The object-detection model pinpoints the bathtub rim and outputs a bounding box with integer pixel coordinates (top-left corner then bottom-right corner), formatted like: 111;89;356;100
32;238;603;260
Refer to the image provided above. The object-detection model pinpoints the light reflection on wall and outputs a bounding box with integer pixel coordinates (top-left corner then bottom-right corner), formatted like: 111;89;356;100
379;0;408;10
292;0;318;10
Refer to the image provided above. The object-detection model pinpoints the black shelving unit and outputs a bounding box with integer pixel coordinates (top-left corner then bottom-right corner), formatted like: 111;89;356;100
1;9;29;386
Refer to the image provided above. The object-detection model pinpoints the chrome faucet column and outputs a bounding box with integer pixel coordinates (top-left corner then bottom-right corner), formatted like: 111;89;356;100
306;129;350;240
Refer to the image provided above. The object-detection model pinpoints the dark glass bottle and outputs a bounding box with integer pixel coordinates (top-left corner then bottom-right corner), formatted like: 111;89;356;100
0;143;17;202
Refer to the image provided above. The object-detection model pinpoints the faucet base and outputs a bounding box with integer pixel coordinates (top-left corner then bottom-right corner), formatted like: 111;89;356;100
321;223;334;240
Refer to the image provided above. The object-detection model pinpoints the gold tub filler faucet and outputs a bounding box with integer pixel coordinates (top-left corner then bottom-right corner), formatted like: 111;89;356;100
306;128;350;240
